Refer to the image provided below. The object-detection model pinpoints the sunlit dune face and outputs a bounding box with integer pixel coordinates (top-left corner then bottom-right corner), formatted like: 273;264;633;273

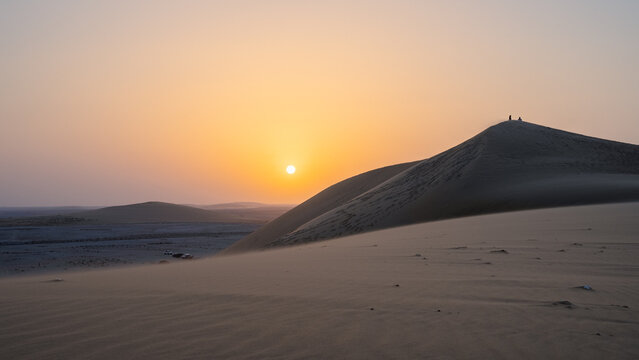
286;165;296;174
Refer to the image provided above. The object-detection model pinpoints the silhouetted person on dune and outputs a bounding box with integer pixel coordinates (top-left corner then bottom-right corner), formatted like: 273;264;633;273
518;116;522;121
509;115;512;120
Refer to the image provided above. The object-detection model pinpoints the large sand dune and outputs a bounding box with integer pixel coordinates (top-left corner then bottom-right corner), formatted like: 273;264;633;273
225;121;639;253
1;202;638;359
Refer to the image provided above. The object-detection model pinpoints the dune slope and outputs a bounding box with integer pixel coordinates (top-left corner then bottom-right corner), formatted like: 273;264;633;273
225;121;639;253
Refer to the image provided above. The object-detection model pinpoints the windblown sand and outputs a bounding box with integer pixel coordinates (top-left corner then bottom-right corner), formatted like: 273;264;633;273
1;202;638;359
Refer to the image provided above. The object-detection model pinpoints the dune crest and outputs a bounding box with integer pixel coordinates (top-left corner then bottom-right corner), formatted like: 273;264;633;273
224;121;639;253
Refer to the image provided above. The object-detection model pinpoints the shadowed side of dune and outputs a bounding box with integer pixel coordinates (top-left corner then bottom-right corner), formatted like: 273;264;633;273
225;121;639;253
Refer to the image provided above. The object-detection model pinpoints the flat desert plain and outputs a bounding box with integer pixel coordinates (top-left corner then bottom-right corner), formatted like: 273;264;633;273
1;201;638;359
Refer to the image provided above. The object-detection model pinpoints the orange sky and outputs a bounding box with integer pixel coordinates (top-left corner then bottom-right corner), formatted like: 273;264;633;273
1;1;638;206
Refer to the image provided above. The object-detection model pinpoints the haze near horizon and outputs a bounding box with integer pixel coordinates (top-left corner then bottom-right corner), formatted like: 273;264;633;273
1;0;638;206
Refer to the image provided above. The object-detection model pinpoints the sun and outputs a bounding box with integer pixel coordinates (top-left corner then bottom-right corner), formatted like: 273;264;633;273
286;165;296;174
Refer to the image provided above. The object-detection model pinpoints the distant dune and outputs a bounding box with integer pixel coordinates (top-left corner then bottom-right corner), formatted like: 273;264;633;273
73;201;292;224
225;121;639;253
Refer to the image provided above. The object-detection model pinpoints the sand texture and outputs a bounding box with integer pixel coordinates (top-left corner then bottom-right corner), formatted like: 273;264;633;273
224;121;639;253
1;202;638;359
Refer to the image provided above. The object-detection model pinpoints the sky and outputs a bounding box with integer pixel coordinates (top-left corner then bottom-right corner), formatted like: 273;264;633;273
1;0;638;206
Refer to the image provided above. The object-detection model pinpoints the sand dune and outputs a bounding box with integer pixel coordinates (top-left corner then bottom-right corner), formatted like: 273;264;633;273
225;121;639;253
72;201;292;224
1;202;638;359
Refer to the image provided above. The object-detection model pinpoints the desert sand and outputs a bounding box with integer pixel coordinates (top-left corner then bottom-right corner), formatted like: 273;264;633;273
224;121;639;254
1;202;638;359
